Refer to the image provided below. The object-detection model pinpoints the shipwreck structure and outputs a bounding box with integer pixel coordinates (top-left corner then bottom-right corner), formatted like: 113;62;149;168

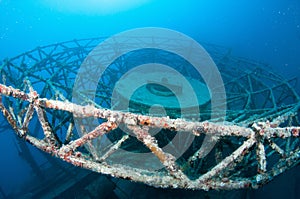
0;37;299;195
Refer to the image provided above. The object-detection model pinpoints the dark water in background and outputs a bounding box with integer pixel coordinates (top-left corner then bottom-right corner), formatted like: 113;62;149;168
0;0;299;198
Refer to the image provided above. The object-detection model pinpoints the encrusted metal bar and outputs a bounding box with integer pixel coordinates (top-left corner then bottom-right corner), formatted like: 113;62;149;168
21;103;34;133
188;135;219;164
99;134;129;162
0;84;29;101
196;137;256;183
65;121;117;152
256;140;267;173
35;106;59;147
127;125;189;181
65;121;74;143
77;123;100;160
0;96;19;134
266;139;286;157
40;98;255;137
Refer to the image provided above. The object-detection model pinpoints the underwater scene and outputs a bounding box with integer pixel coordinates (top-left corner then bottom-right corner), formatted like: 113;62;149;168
0;0;300;198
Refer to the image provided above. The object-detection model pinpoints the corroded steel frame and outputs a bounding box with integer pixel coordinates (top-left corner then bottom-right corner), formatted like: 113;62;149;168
0;38;299;190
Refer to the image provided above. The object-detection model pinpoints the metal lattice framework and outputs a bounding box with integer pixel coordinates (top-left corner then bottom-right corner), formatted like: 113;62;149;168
0;37;299;190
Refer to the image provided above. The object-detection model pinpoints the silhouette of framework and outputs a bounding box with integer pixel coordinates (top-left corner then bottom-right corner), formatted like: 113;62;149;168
0;37;299;190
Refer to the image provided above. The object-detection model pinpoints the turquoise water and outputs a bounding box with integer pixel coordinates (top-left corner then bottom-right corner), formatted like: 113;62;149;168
0;1;299;198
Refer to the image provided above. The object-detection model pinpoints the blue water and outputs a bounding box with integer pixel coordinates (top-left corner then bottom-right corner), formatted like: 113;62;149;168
0;0;299;198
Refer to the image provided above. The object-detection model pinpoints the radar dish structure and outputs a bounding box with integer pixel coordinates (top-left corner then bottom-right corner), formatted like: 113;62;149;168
0;37;299;191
